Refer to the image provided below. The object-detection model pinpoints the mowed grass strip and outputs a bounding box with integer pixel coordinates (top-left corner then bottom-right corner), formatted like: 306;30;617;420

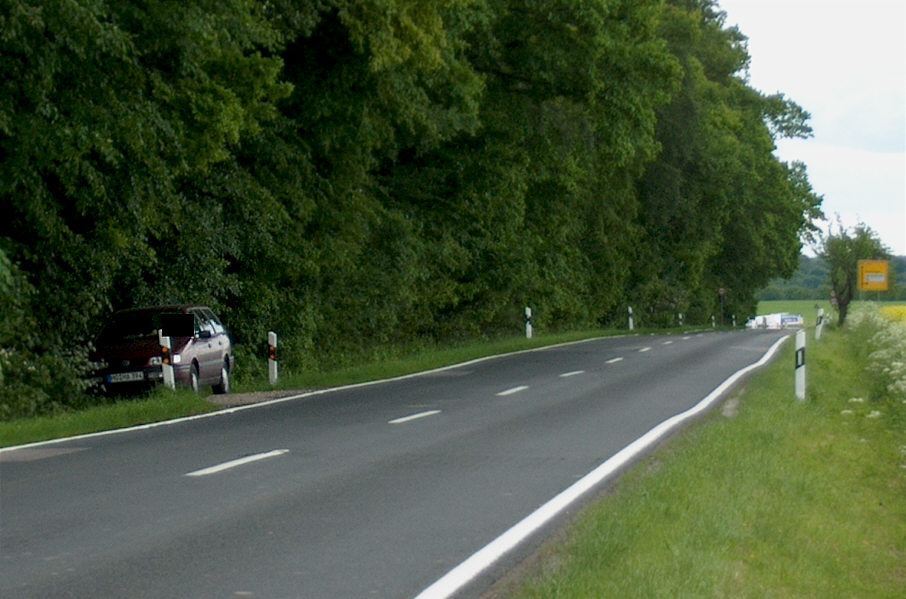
503;325;905;598
0;392;217;448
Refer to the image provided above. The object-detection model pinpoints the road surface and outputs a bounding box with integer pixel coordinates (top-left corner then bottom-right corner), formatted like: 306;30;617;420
0;329;787;598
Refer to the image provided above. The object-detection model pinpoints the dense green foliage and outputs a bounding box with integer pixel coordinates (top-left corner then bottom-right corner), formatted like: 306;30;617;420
1;0;821;418
756;254;830;300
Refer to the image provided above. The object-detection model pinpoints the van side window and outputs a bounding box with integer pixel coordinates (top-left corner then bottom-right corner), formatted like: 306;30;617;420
202;308;225;335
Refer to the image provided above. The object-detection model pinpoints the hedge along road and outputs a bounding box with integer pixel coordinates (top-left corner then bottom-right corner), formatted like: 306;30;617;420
0;329;788;599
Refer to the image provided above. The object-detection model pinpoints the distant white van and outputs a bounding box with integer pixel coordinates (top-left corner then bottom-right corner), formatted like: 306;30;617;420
746;313;804;329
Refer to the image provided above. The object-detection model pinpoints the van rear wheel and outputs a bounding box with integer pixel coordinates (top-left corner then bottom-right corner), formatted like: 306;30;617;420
213;363;230;395
190;364;200;394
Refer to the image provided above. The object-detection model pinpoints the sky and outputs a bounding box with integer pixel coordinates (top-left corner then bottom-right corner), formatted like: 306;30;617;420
718;0;906;256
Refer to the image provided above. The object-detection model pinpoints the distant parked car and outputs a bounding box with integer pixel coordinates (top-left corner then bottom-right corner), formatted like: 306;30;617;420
90;305;233;395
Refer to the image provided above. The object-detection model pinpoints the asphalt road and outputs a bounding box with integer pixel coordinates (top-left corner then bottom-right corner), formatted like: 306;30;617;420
0;329;788;599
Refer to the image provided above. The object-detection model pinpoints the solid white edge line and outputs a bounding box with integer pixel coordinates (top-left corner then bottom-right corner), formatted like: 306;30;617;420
185;449;289;477
412;334;790;599
559;370;585;378
389;410;442;425
496;385;529;397
1;335;631;454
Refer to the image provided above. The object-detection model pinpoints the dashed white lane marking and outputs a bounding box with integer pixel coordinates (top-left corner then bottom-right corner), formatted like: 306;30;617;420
185;449;289;477
389;410;442;424
496;385;529;397
605;357;624;364
559;370;585;378
663;340;673;345
412;335;791;599
639;346;652;353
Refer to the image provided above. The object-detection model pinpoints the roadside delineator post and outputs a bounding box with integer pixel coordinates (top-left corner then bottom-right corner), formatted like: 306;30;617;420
268;331;278;385
795;329;806;401
628;306;634;331
524;307;533;339
159;330;176;390
815;308;825;340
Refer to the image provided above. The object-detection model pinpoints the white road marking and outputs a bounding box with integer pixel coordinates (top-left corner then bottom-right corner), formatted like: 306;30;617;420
559;370;585;378
185;449;289;477
496;385;529;397
663;340;673;345
389;410;441;424
605;357;624;364
639;346;652;353
682;336;691;340
413;335;790;599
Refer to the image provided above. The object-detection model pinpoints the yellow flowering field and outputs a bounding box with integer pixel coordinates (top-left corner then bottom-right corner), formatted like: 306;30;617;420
879;304;906;322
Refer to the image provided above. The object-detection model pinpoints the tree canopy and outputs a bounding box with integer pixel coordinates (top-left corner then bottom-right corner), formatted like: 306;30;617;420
1;0;822;418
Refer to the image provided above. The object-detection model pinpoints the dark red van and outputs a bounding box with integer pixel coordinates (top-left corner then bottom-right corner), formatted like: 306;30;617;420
91;305;233;394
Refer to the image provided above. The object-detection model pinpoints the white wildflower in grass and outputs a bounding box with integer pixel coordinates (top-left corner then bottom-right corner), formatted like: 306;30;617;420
848;397;865;403
867;410;883;419
848;304;906;403
840;409;854;416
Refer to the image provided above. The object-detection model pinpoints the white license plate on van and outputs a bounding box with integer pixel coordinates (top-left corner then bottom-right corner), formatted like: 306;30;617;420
107;371;145;384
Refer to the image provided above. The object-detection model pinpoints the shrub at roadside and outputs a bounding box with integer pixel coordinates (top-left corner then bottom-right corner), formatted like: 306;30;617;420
0;249;94;420
848;304;906;415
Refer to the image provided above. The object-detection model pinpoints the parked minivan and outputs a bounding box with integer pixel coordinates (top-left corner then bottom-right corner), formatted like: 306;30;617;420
90;305;233;394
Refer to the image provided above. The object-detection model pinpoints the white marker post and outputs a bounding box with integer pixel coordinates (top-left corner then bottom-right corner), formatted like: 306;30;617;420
628;306;634;331
795;329;806;401
267;331;278;385
815;308;825;340
158;330;176;390
524;307;533;339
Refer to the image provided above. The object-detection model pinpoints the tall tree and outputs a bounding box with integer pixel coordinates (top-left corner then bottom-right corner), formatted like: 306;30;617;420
633;0;822;325
821;222;891;325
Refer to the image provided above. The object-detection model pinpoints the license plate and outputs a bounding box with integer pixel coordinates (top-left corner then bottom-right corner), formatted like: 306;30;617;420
107;371;145;384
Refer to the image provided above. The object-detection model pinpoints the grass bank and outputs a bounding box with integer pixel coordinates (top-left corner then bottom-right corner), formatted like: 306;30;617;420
496;314;905;598
0;391;218;448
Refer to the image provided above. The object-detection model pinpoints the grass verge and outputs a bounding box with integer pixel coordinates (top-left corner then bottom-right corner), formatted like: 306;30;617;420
0;391;218;448
1;328;644;448
499;324;905;598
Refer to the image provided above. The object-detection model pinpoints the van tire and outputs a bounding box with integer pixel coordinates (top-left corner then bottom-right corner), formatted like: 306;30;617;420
213;363;230;395
190;364;200;394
